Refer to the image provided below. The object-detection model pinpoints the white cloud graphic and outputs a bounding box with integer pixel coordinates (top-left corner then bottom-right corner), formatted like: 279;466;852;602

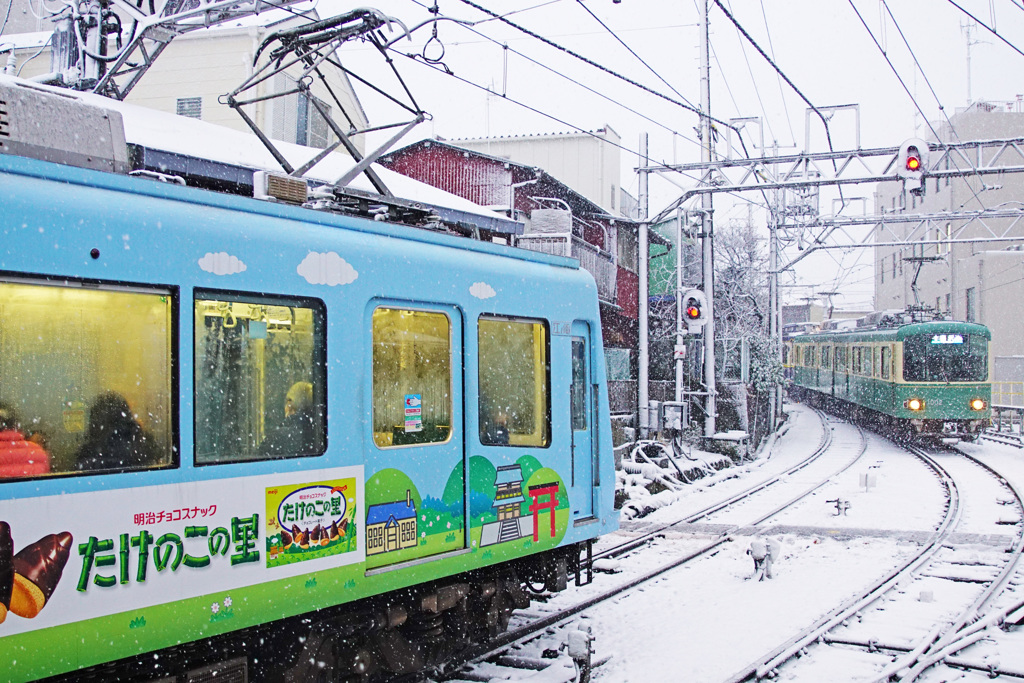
470;282;496;299
297;252;358;286
199;252;246;276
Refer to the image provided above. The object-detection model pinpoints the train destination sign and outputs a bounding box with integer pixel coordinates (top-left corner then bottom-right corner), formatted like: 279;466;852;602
931;334;964;344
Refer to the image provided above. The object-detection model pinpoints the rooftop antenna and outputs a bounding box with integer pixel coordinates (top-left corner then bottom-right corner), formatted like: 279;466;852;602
961;20;985;106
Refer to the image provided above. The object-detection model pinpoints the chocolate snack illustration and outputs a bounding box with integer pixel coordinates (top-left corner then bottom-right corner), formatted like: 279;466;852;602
10;531;73;619
0;522;12;624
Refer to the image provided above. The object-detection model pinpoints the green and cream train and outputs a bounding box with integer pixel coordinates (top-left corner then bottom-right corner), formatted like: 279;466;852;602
787;318;992;441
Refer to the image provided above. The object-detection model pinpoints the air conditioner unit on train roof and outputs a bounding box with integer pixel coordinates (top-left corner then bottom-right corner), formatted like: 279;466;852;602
0;77;129;174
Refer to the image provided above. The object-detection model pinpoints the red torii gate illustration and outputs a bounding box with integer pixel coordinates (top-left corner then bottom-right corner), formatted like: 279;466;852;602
527;482;559;542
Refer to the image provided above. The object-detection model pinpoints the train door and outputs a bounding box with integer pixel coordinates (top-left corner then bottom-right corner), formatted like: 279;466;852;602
570;321;595;519
365;304;465;570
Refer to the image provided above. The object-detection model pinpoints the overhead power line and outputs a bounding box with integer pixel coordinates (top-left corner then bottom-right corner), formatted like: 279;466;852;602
448;14;702;147
711;0;836;156
946;0;1024;59
455;0;728;124
876;0;990;208
386;44;770;213
758;0;797;146
573;0;696;110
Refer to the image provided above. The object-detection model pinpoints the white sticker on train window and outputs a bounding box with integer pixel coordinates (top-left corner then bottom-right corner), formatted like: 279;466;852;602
931;334;964;344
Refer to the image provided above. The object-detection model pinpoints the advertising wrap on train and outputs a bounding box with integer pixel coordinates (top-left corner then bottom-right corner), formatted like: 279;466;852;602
0;466;364;636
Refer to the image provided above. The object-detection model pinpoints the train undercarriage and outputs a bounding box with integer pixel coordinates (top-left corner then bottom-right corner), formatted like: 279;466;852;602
46;543;591;683
789;387;985;443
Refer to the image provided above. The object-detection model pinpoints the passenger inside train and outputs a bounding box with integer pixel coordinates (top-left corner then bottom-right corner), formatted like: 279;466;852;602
76;392;157;471
260;381;318;456
0;402;51;478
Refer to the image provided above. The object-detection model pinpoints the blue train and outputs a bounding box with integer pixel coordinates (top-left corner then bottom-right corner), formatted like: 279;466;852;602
0;78;616;681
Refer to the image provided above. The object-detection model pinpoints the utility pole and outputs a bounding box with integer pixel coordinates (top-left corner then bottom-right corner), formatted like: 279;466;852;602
638;134;650;438
699;0;717;438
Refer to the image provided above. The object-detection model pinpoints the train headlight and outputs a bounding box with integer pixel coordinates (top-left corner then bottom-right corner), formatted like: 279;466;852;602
970;398;987;411
905;398;925;411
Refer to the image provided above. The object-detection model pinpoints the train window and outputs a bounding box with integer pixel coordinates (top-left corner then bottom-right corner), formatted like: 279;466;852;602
881;346;891;379
478;316;550;448
571;339;587;431
903;333;988;382
821;346;831;369
372;308;452;448
0;279;175;477
194;292;326;464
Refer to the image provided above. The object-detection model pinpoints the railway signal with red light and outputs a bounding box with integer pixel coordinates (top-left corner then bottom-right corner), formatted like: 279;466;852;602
897;138;929;196
905;151;921;172
681;289;708;334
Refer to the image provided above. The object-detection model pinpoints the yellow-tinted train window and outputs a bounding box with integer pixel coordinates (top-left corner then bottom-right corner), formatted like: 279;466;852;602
0;279;174;477
372;308;452;448
194;293;326;464
478;316;550;447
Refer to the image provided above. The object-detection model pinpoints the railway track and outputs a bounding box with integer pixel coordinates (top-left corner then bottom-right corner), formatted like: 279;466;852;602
980;429;1024;449
723;441;1024;682
432;406;877;682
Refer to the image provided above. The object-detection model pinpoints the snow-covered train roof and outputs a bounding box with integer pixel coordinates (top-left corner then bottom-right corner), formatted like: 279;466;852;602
0;74;521;235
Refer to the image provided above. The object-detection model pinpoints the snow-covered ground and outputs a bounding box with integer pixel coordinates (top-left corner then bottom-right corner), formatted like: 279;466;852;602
460;403;1024;683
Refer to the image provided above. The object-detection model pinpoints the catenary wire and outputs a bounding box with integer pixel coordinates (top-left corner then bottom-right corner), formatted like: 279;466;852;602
406;0;765;183
402;0;708;149
879;0;992;207
478;0;568;25
711;0;848;216
711;0;837;156
390;45;698;184
759;0;796;147
387;43;770;214
725;0;778;147
573;0;696;109
434;13;704;148
947;0;1024;59
850;0;990;213
454;0;735;125
0;0;12;37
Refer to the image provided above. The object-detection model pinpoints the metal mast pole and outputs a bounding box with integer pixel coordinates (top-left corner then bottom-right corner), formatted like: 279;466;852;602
700;0;717;437
675;207;685;403
638;133;650;438
768;204;779;431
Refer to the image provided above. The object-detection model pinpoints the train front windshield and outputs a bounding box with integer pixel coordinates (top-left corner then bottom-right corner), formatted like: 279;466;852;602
903;333;988;382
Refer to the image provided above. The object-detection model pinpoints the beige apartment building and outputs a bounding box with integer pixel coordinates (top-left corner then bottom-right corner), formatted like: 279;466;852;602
875;103;1024;377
